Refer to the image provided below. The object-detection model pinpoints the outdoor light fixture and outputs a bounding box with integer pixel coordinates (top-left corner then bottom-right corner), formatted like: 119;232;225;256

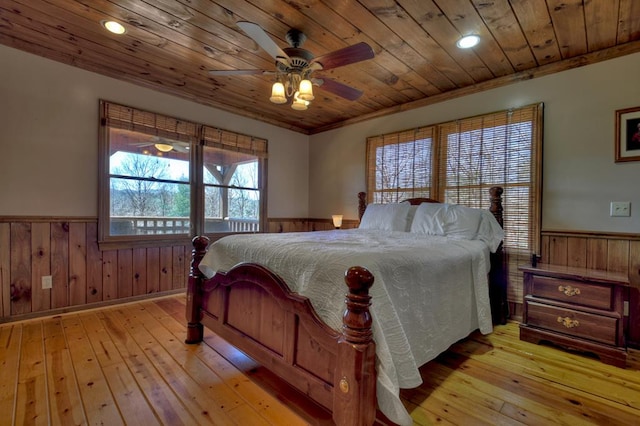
332;214;343;229
154;143;173;152
456;34;480;49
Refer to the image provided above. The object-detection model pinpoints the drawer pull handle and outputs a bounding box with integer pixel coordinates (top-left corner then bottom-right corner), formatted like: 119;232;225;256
557;316;580;328
558;285;581;296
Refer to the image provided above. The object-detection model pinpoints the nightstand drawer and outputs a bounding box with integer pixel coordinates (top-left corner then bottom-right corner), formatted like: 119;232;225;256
530;275;612;310
526;301;618;346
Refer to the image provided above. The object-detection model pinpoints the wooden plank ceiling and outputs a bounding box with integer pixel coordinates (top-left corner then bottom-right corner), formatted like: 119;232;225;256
1;0;640;134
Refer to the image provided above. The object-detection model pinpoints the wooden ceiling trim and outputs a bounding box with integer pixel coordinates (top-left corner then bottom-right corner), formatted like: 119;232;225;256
472;0;538;72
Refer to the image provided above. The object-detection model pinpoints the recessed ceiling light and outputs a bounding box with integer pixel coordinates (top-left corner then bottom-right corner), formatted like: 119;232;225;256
102;20;126;35
456;35;480;49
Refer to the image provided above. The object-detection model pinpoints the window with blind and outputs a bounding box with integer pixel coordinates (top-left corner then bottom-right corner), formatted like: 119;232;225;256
366;104;543;304
98;100;268;248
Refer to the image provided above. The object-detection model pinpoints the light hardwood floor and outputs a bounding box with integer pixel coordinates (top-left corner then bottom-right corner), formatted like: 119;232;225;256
1;294;639;425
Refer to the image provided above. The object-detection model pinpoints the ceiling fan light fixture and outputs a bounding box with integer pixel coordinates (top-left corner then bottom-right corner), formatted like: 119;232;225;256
102;20;126;35
298;79;314;101
456;34;480;49
154;143;173;152
270;82;287;104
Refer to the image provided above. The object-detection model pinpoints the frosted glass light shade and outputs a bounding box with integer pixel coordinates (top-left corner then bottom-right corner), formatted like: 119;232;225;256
332;214;343;228
270;82;287;104
291;92;309;110
298;79;315;101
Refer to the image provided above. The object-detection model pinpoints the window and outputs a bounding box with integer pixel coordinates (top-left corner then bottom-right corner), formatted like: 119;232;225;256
366;104;543;304
98;101;267;248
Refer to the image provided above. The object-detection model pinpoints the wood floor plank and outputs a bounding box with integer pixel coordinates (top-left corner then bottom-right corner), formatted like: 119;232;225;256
14;321;48;425
0;324;22;424
42;317;87;425
61;314;123;425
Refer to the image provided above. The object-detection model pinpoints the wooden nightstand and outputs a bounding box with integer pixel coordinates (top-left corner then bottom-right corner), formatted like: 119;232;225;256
519;264;630;367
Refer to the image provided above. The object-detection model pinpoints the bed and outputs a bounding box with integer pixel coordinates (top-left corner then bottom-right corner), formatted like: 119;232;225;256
185;186;506;425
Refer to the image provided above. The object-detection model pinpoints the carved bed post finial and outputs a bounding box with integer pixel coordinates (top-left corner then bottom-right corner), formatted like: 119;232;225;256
358;192;367;222
186;235;210;344
342;266;374;343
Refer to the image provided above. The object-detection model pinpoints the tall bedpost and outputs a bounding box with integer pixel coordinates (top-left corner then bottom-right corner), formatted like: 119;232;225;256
334;266;377;426
358;191;367;221
489;186;508;324
185;235;209;344
489;186;504;227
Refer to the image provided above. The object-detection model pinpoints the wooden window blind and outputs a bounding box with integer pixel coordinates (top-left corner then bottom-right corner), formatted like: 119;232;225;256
366;103;543;306
366;126;434;203
102;102;199;143
202;126;267;157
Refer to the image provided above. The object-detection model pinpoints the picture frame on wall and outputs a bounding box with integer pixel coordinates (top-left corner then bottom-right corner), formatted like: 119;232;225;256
615;106;640;162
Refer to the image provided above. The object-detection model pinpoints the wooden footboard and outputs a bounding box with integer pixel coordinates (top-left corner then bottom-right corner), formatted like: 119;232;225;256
185;236;377;426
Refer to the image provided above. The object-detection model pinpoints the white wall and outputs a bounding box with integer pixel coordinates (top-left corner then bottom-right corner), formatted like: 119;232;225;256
0;45;309;218
309;52;640;234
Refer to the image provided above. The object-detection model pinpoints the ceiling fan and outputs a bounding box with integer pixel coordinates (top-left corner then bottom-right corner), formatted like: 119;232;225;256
209;22;375;110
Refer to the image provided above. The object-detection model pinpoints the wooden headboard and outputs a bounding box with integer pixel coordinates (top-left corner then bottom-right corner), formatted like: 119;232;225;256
357;186;504;228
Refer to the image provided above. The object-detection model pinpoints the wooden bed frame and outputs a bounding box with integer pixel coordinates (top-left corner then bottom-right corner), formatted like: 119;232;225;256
185;186;506;425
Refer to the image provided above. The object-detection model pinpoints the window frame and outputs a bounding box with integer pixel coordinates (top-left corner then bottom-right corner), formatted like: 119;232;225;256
98;100;268;250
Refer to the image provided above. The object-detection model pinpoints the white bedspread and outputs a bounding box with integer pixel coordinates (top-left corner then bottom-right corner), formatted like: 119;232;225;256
199;229;493;425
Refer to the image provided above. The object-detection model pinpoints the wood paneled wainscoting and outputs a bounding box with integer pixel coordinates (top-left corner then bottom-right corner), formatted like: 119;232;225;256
0;217;358;322
540;230;640;348
0;218;190;322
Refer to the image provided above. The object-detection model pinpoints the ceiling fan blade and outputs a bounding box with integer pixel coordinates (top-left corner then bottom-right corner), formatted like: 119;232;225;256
237;21;290;63
311;42;374;71
315;78;364;101
209;69;271;76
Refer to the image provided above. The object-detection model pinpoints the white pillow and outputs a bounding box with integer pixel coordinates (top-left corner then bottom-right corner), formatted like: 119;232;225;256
359;203;411;231
443;204;483;240
409;203;447;235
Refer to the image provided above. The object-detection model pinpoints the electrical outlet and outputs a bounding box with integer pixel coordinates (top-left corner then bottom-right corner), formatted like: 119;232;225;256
42;275;52;289
610;201;631;217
